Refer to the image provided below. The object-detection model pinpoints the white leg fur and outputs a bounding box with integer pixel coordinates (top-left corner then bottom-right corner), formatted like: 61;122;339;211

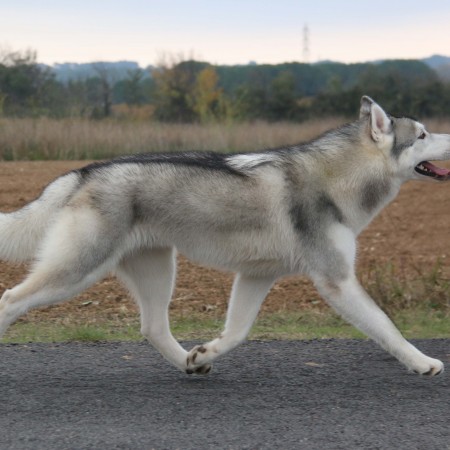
116;248;189;372
312;224;443;376
0;261;113;338
314;275;443;375
186;274;275;373
0;205;119;338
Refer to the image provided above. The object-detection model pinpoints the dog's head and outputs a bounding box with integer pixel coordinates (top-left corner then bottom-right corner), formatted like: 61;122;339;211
360;96;450;182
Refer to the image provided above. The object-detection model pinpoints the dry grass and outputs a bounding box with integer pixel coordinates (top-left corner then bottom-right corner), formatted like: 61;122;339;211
0;117;450;161
361;260;450;314
2;116;449;161
0;117;349;160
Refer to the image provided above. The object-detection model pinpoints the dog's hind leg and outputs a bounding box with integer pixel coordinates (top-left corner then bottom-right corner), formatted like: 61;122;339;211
0;265;113;337
186;274;275;374
116;248;189;372
0;207;121;337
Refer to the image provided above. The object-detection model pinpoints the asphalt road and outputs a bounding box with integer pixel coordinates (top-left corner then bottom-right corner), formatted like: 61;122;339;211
0;339;448;450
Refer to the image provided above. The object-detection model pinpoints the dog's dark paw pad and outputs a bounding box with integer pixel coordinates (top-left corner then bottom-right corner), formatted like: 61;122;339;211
194;364;212;375
186;345;213;375
413;359;444;377
423;367;443;376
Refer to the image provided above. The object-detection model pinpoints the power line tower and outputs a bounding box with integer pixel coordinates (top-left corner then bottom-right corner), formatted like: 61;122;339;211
302;24;310;63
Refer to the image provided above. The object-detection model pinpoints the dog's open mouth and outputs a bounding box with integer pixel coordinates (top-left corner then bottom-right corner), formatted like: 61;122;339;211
414;161;450;180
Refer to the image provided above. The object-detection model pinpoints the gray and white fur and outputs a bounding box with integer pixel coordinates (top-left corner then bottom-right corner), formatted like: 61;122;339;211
1;96;449;377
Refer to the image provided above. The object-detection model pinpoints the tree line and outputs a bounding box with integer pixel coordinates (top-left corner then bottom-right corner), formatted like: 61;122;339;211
1;49;450;121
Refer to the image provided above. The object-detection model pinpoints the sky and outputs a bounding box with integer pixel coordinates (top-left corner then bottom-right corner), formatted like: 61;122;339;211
1;0;450;67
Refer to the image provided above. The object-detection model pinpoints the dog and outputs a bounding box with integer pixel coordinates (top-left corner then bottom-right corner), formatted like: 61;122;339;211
0;96;449;376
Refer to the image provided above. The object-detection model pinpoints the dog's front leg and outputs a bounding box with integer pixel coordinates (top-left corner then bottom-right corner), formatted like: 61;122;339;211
313;273;444;376
186;274;275;374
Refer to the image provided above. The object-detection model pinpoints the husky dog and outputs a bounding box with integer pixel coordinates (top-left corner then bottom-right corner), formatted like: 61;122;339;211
0;96;449;377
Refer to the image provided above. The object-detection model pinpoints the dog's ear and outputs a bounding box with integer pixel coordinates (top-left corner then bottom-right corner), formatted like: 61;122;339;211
360;95;392;142
359;95;374;119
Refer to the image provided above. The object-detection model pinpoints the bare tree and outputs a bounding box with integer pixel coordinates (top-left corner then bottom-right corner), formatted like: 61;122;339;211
92;63;114;117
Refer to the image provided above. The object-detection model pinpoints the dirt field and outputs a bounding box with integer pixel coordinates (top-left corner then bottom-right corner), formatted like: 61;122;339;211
1;161;450;326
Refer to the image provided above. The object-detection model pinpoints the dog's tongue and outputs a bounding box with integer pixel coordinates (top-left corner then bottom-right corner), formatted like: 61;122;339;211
423;161;450;176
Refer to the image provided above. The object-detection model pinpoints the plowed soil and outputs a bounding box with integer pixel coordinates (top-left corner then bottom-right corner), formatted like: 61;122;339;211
1;161;449;326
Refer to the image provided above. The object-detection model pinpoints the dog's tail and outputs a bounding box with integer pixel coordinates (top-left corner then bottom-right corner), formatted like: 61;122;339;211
0;171;81;262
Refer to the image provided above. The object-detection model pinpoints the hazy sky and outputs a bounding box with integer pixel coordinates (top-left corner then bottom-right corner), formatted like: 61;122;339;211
1;0;450;66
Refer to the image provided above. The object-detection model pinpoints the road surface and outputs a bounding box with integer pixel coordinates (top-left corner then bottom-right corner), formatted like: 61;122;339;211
0;339;448;449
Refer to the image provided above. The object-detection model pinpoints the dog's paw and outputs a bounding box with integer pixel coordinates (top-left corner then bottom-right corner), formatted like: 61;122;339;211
186;345;213;375
412;357;444;377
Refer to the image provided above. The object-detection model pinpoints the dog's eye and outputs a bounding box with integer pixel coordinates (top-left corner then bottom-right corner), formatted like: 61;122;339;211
418;132;426;140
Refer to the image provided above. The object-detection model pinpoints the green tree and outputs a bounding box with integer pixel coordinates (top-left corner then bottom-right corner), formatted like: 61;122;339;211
0;49;59;116
231;85;268;120
120;68;146;105
268;71;298;120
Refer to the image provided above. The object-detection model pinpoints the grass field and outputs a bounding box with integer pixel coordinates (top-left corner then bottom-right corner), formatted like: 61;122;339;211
4;308;449;344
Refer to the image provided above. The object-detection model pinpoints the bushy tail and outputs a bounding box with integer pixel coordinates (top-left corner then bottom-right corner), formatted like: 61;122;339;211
0;172;81;262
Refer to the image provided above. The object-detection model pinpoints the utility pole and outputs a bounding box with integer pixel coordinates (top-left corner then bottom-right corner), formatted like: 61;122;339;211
302;24;310;63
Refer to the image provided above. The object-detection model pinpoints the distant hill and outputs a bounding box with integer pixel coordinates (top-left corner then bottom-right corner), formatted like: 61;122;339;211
422;55;450;80
422;54;450;69
48;61;152;83
46;55;450;88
